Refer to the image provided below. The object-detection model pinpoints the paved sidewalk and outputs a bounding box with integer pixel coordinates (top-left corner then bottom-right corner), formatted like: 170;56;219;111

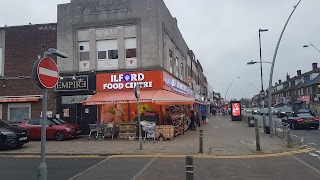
0;115;294;156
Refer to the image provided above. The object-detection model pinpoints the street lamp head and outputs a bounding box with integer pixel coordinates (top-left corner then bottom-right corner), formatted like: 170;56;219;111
303;45;310;48
247;61;256;65
237;76;240;78
259;29;269;32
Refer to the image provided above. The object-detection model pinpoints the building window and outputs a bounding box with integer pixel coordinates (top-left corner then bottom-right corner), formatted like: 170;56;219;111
8;103;31;122
79;42;90;61
96;39;118;70
169;49;173;73
125;38;137;68
180;62;184;78
98;51;107;59
108;50;118;59
126;49;136;58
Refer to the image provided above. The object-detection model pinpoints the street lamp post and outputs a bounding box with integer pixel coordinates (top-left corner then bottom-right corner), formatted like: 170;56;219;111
224;76;240;101
268;0;302;137
303;43;320;54
247;58;271;133
249;84;260;93
259;28;268;133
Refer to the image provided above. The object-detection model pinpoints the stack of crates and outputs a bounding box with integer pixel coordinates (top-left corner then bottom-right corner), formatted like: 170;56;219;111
155;125;175;140
118;122;136;139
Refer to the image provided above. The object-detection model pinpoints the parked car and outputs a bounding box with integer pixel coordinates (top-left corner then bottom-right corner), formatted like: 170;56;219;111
260;108;269;115
0;120;29;149
277;107;294;118
19;118;79;141
47;118;81;135
271;107;278;115
282;112;319;130
245;108;253;113
252;108;261;115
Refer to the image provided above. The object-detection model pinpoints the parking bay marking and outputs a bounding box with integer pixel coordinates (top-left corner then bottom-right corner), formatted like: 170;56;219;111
309;153;319;157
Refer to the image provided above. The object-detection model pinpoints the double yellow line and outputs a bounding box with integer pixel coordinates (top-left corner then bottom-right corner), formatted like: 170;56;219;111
10;147;314;159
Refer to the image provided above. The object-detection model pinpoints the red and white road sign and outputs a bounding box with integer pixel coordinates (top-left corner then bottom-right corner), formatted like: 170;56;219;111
36;57;59;88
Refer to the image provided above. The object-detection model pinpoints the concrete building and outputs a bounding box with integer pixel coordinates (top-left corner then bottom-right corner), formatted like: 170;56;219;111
0;23;57;123
56;0;210;127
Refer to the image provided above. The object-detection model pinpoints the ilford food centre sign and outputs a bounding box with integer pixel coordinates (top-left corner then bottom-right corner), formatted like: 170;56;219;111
96;71;163;91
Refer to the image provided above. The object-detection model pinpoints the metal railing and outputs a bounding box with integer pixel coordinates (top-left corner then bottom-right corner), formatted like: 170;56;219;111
274;121;292;147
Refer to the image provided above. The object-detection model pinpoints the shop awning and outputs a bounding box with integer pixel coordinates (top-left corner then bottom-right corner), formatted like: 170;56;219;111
152;90;195;105
83;90;195;105
0;95;42;103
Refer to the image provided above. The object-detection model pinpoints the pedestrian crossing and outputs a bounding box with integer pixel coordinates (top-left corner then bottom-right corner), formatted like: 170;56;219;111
307;149;320;159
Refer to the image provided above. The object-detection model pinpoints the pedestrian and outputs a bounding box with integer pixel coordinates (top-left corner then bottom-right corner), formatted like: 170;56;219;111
213;109;216;117
190;111;196;131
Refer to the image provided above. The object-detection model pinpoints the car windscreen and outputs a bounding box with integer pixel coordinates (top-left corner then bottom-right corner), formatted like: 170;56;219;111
297;110;309;113
48;119;62;125
280;108;292;112
297;113;314;118
56;119;67;124
0;120;11;127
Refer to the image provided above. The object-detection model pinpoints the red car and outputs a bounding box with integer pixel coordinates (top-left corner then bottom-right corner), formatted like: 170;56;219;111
19;118;80;141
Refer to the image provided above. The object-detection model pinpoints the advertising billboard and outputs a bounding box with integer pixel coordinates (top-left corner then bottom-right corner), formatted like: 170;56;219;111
231;101;242;121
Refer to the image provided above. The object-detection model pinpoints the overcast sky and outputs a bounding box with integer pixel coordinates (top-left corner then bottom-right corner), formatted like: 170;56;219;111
0;0;319;100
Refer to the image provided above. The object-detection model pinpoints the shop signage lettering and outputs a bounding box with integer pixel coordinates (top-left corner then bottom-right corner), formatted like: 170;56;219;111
103;73;153;90
56;76;88;91
82;2;129;15
164;76;191;95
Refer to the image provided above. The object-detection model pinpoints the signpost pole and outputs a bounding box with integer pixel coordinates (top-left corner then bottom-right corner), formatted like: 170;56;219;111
138;98;142;150
135;85;142;150
38;88;48;180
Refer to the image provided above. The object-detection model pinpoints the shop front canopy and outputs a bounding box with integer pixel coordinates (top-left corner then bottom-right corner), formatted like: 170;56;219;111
82;90;195;105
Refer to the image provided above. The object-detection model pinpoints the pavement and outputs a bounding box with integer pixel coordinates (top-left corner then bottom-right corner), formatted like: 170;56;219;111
0;115;304;156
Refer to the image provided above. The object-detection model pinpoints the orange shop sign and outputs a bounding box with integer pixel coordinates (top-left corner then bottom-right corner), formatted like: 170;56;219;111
96;70;163;91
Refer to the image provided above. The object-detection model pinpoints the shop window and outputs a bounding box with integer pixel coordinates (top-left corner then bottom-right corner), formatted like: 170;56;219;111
9;107;29;122
126;49;136;58
97;51;107;60
108;50;118;59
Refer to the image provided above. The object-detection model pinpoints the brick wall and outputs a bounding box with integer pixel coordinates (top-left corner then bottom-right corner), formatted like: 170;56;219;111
0;24;57;120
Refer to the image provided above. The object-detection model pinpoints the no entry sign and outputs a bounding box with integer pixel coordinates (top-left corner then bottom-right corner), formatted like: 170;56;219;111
33;57;59;89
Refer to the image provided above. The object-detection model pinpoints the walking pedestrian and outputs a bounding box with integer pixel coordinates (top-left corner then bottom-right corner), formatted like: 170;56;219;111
190;111;196;131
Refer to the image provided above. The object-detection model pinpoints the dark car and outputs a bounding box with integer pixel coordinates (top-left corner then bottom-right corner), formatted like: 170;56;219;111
296;109;316;116
277;107;294;118
282;113;319;130
0;120;29;149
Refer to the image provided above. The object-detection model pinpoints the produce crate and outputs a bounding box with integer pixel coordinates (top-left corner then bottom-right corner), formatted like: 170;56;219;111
155;125;174;140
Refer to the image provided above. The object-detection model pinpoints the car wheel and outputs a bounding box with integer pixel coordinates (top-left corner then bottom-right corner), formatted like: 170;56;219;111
55;131;65;141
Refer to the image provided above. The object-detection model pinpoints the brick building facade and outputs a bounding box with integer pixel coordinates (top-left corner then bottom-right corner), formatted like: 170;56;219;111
0;23;57;123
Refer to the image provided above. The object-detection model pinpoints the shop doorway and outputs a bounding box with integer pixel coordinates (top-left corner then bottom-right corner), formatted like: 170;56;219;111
60;104;97;135
80;105;97;135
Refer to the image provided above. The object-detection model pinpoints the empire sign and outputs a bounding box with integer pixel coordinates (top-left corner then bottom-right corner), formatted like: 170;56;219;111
56;76;88;91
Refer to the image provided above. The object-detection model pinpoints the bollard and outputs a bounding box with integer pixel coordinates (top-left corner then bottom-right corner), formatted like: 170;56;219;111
186;156;194;180
287;127;291;147
274;121;277;136
199;130;203;153
254;118;261;151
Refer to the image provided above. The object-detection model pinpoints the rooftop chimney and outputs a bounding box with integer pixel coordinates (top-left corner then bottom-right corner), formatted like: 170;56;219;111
286;73;290;80
297;70;301;76
312;63;318;70
279;80;282;84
